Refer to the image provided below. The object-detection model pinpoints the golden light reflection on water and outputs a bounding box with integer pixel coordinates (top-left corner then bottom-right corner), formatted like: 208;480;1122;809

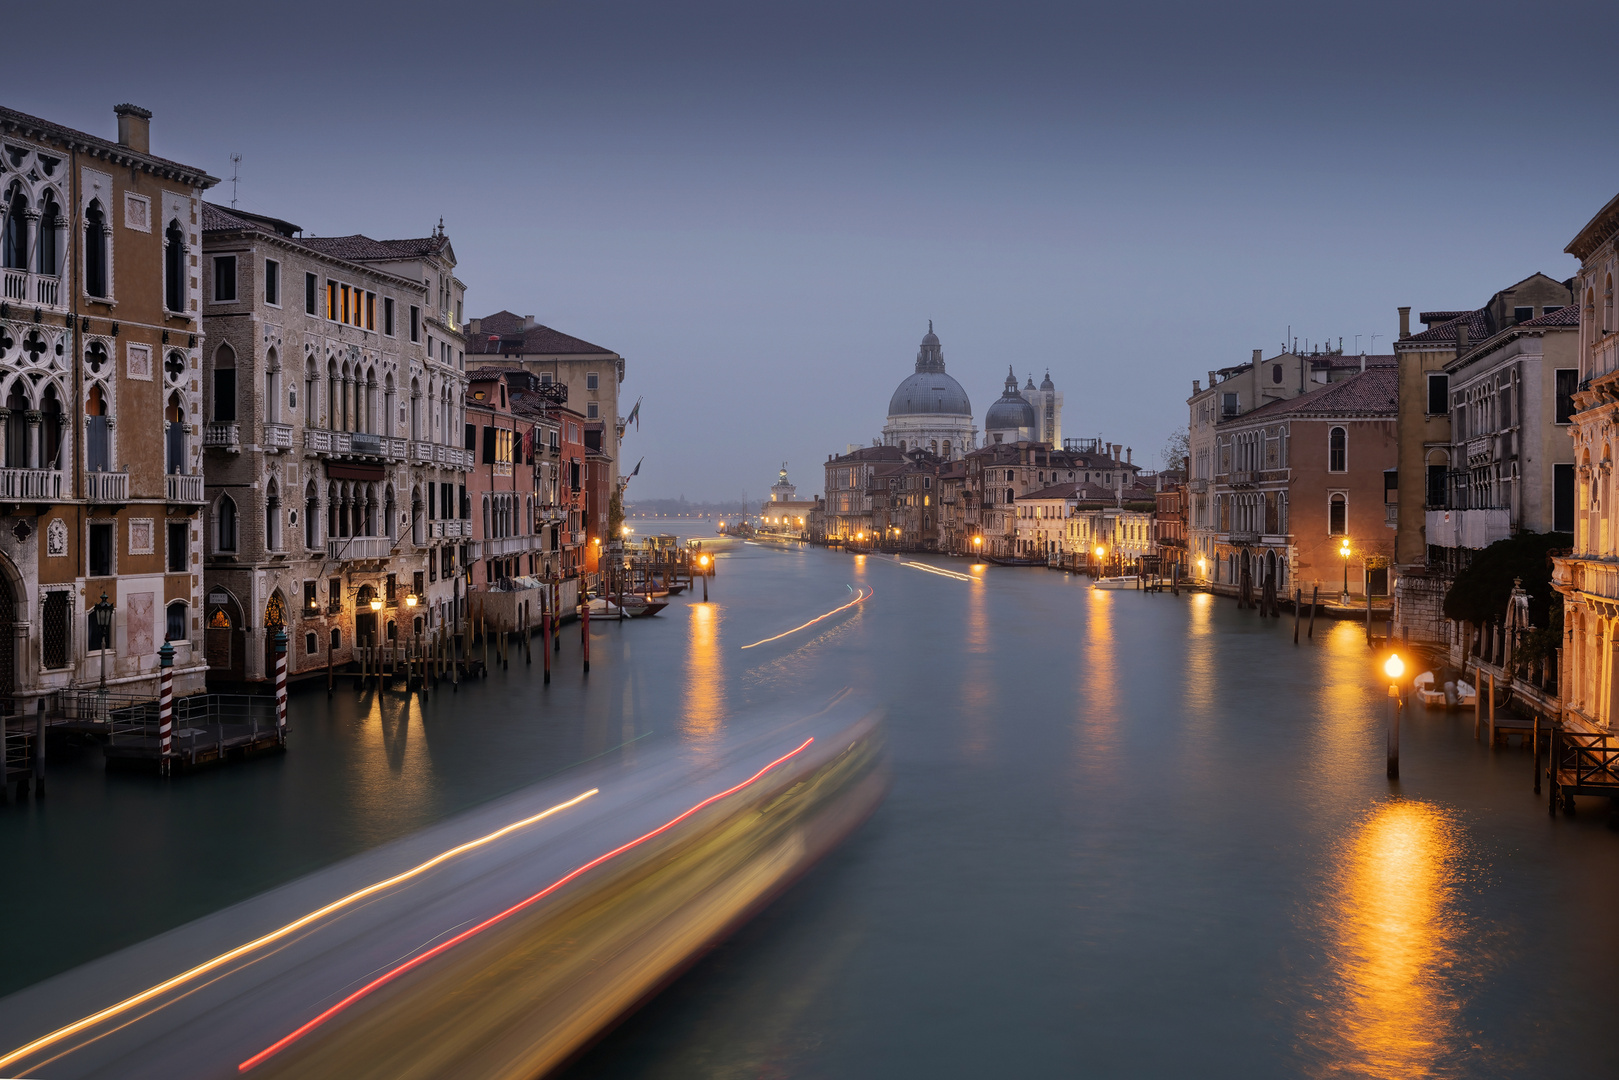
1084;588;1117;717
346;690;438;837
682;602;725;746
1182;591;1214;715
1308;800;1464;1079
1318;619;1378;772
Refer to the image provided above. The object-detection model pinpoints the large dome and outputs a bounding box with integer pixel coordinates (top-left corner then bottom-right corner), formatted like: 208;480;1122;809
889;371;973;417
985;367;1036;430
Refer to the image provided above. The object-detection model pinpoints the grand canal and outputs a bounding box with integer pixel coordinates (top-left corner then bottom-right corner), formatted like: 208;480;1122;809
4;532;1619;1078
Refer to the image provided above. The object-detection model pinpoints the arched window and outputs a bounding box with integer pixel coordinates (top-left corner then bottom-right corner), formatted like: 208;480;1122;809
165;391;186;474
40;383;61;468
2;189;27;269
1329;493;1347;536
385;485;397;540
1328;426;1347;473
85;382;111;472
37;192;62;276
327;360;340;432
1006;487;1015;503
304;359;318;423
165;601;188;642
1607;275;1615;335
84;199;108;298
412;487;424;546
213;343;237;422
483;494;492;538
265;348;280;424
163;219;185;312
898;440;906;452
942;440;951;457
410;378;422;440
384;372;395;436
327;482;339;540
265;479;282;551
305;481;320;549
217;494;238;551
4;380;27;468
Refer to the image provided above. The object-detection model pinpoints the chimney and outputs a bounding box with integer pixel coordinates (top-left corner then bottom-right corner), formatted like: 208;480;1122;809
522;314;536;330
1456;322;1468;352
1360;353;1366;373
114;104;152;154
1252;348;1262;365
1126;447;1133;464
1208;370;1217;386
1398;306;1411;340
468;318;482;335
1193;379;1201;393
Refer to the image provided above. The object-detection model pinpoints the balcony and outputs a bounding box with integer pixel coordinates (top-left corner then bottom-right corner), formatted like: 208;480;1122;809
1230;471;1256;487
1228;531;1259;546
1426;507;1511;550
570;530;586;545
1;269;63;311
1188;478;1208;493
84;470;128;505
327;536;393;561
204;422;240;451
1385;503;1398;528
0;467;61;501
263;422;293;452
165;473;205;504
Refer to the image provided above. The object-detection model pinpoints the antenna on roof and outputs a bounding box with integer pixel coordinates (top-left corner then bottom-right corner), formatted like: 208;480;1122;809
228;153;242;208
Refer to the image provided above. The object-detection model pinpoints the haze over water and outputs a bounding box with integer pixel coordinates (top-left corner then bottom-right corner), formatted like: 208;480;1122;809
6;534;1618;1077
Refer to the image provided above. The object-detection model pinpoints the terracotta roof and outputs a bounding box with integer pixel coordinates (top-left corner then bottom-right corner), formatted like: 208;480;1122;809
1517;305;1579;328
466;367;514;382
830;445;905;465
1419;310;1472;325
0;104;217;187
296;234;447;262
1019;483;1084;500
1235;369;1398;421
201;202;249;232
1318;353;1396;369
1402;308;1490;346
466;311;617;356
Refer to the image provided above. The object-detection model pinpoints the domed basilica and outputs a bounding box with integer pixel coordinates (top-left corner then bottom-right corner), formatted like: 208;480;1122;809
881;323;977;459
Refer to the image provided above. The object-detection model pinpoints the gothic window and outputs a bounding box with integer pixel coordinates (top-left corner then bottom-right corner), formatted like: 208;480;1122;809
163;219;185;312
85;200;110;297
165;392;186;474
216;494;238;552
2;189;26;269
305;481;320;549
265;349;281;424
266;479;282;551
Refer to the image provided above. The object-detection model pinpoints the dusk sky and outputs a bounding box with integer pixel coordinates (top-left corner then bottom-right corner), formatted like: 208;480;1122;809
25;0;1619;501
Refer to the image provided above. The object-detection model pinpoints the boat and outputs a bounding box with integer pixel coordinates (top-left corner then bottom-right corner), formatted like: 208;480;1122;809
983;554;1044;567
1092;576;1141;589
1414;671;1476;709
587;597;668;618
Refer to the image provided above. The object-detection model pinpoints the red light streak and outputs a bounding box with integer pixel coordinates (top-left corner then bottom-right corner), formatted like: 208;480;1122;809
239;737;817;1073
739;587;871;649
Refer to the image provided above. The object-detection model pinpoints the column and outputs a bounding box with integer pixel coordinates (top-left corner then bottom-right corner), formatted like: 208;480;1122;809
25;410;41;469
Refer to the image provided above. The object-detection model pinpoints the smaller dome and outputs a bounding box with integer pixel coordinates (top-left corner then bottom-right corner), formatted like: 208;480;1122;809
1024;375;1036;390
986;366;1036;431
1040;370;1055;391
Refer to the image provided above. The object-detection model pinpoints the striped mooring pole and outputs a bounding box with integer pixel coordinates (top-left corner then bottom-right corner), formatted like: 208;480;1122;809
157;640;174;775
274;628;289;744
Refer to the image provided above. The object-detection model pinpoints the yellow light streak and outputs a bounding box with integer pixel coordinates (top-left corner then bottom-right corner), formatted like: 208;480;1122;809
0;788;599;1074
896;559;974;582
739;587;870;649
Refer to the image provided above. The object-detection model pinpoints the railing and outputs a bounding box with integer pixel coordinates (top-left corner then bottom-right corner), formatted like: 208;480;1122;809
305;428;334;453
410;440;434;463
1552;727;1619;798
327;536;393;560
84;470;128;503
570;530;586;545
0;467;61;501
1385;503;1398;527
102;693;281;760
204;422;240;449
1426;507;1511;550
1230;471;1256;486
350;432;383;455
263;422;293;450
165;473;204;503
1228;531;1259;545
1;270;63;309
1187;478;1208;493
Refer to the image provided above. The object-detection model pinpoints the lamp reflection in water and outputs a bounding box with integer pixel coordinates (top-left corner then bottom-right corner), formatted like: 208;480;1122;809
1310;800;1463;1079
682;601;724;747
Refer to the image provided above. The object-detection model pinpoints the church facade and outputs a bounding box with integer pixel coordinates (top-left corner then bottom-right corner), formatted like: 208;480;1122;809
882;324;977;460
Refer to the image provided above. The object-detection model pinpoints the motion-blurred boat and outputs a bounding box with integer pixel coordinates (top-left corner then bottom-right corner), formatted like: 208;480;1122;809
1092;576;1140;589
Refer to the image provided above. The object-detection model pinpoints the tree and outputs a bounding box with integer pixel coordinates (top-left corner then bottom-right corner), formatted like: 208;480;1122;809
608;488;624;540
1161;427;1190;472
1442;531;1569;627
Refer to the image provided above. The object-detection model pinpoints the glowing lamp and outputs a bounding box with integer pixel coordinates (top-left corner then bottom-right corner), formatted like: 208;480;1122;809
405;594;418;608
369;598;383;612
1384;653;1404;680
1094;546;1105;558
699;554;710;567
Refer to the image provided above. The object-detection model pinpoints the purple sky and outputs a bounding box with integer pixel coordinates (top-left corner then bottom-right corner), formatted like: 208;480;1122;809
26;0;1619;500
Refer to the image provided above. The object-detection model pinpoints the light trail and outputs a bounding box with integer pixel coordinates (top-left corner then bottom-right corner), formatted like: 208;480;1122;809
897;559;975;582
239;738;817;1072
0;789;599;1075
739;586;871;649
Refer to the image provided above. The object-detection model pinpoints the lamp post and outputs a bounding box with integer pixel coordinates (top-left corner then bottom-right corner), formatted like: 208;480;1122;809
91;591;114;695
1339;539;1353;602
1094;545;1105;580
1385;652;1405;779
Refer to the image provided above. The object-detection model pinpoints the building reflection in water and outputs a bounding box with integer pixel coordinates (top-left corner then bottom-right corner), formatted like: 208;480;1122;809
1309;800;1463;1079
346;690;439;838
682;602;725;747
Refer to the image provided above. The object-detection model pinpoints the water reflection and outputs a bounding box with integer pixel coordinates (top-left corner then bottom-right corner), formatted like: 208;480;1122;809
1308;800;1463;1079
1182;592;1214;716
682;603;725;747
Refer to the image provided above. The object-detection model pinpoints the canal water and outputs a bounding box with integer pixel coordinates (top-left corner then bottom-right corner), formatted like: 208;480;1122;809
4;533;1619;1078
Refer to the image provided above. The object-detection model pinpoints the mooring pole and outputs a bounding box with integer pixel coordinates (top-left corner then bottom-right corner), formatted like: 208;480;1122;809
274;628;288;746
524;604;531;665
582;589;591;674
1308;585;1317;639
158;640;174;777
1387;683;1401;779
1533;713;1542;794
33;697;45;799
543;605;552;685
1293;588;1301;643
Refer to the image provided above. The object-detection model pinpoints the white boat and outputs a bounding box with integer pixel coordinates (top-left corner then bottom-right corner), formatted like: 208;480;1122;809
1092;576;1140;590
1414;671;1477;709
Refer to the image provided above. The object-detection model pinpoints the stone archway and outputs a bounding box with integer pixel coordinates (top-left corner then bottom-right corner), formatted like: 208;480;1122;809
205;589;245;683
262;590;287;681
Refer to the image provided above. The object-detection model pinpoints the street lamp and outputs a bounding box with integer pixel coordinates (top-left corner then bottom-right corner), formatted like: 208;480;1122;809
1094;545;1106;578
91;591;115;692
1339;538;1353;600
